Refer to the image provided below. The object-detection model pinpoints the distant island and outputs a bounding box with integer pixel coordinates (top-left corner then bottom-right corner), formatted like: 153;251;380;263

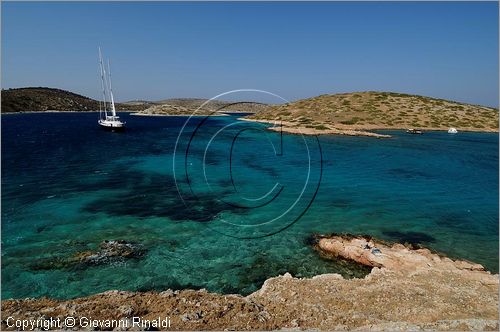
0;87;147;113
134;98;270;116
247;91;499;137
2;88;498;137
0;88;268;116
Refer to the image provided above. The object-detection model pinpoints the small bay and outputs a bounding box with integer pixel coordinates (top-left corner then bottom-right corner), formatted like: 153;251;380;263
2;112;498;299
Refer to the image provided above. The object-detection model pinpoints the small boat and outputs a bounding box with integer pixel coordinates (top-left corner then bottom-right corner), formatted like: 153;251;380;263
98;48;125;131
406;128;423;135
448;127;458;134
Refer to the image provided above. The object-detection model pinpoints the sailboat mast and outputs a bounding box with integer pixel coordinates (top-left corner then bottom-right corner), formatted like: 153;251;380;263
98;47;108;118
98;64;103;119
107;59;117;117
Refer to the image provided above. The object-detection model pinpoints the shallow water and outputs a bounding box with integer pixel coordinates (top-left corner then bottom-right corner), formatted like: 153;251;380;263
2;112;498;299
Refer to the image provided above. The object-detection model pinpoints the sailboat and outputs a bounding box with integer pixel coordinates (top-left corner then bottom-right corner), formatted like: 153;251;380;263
98;48;125;130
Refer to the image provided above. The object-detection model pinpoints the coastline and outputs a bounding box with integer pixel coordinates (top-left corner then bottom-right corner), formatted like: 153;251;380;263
2;234;497;331
1;111;497;136
1;110;130;115
240;118;392;138
1;111;232;117
240;118;499;137
129;112;229;117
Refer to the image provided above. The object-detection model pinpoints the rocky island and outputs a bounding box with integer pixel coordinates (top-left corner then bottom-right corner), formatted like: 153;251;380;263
246;91;499;137
2;234;497;331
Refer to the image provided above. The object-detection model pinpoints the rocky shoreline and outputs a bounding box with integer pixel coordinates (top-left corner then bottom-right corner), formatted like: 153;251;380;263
240;118;499;138
240;118;393;138
2;234;498;331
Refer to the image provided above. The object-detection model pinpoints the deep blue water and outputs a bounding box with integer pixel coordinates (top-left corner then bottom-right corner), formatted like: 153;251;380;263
2;112;498;299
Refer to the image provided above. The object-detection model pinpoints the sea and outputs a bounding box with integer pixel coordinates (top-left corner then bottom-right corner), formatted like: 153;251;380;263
2;112;498;299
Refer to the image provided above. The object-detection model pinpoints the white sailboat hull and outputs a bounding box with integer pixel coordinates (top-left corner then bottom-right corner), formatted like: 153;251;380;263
98;117;125;130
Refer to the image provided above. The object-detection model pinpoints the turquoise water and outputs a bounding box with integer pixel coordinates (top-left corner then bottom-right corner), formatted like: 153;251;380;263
2;112;498;299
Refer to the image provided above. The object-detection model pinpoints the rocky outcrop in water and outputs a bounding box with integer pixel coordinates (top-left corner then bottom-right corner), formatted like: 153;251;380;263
2;235;498;331
30;240;146;271
75;240;146;266
313;233;488;274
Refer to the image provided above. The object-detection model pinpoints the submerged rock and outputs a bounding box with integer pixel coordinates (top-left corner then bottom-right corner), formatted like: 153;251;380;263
31;240;146;270
76;240;146;266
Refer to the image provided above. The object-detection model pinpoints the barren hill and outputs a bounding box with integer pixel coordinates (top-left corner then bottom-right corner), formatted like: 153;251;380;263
248;91;498;135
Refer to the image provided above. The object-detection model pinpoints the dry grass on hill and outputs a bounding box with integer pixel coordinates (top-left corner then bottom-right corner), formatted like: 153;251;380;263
250;91;498;132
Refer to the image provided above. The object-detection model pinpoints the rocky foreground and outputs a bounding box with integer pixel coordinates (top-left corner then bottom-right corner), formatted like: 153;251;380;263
2;234;498;331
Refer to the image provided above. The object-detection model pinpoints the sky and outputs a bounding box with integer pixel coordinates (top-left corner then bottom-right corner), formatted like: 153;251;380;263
2;1;499;106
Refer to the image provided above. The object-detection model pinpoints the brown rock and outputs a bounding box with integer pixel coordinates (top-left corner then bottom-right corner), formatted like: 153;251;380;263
2;235;498;331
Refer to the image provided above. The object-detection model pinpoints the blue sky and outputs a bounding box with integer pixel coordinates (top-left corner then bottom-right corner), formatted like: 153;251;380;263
2;2;498;106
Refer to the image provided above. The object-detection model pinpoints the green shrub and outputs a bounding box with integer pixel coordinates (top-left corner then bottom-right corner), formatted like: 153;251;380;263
314;124;329;130
340;117;360;125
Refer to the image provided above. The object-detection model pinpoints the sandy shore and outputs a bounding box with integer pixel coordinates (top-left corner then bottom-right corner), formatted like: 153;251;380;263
2;234;497;331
